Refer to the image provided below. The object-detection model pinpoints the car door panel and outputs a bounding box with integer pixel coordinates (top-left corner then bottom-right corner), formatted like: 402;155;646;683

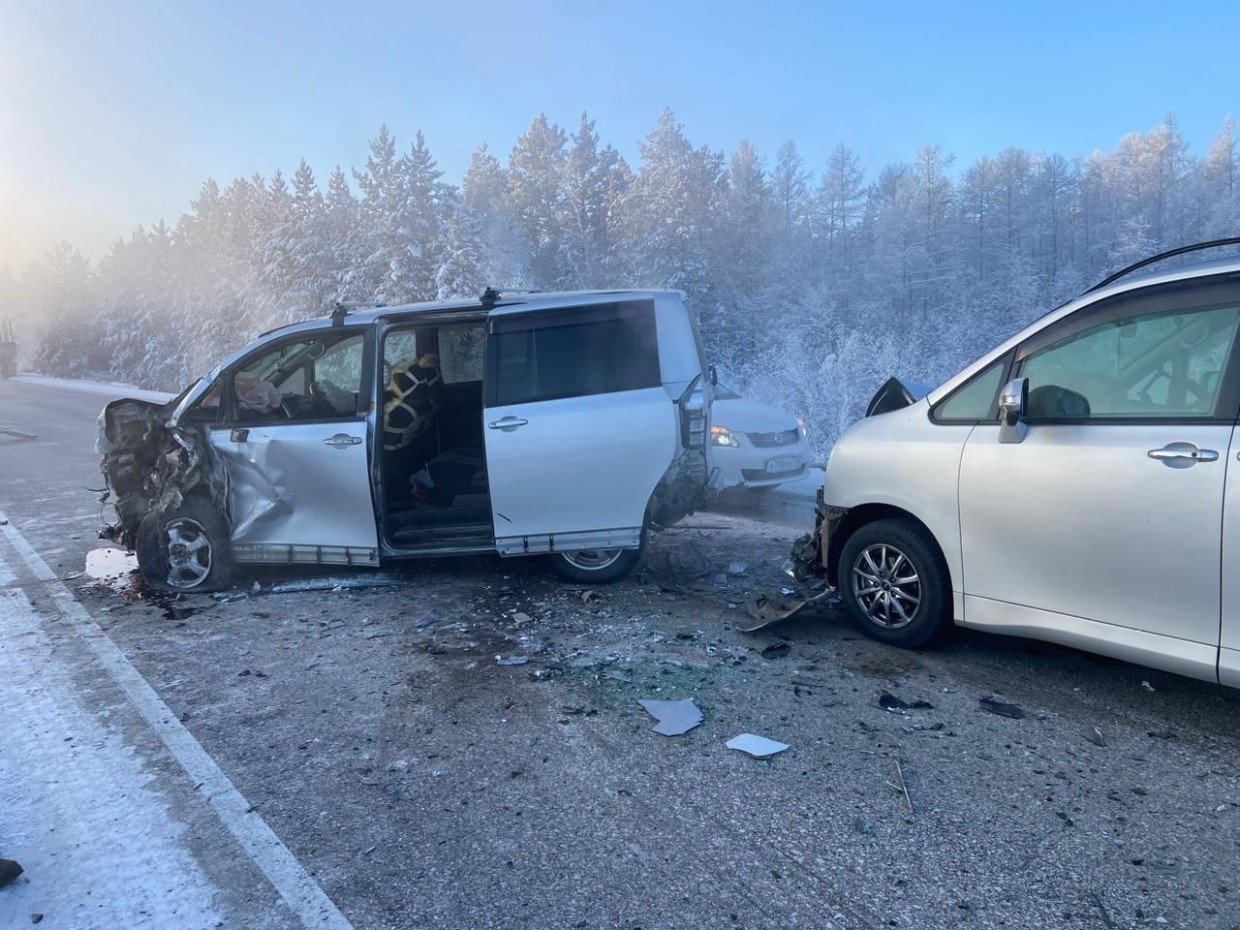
483;299;673;553
485;389;674;550
210;421;378;564
212;328;379;565
960;422;1232;650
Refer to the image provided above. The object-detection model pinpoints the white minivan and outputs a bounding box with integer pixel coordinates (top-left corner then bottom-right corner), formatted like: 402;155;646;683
98;289;713;591
794;241;1240;687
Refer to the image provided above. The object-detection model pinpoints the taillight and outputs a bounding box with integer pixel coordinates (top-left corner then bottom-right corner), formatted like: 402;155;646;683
679;377;706;449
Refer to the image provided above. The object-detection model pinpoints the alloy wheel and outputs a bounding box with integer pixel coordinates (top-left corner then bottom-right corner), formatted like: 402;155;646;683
850;543;921;629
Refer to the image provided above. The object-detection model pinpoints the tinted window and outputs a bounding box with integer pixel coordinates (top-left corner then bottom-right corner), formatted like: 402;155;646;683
1019;303;1240;420
934;359;1006;422
491;303;660;406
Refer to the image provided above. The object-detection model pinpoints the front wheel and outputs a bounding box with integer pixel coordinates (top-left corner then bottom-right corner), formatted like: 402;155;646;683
550;532;646;584
838;518;950;648
135;498;233;592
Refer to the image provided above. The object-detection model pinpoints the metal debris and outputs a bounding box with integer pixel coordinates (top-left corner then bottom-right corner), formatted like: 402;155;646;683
740;587;835;633
269;573;406;594
979;696;1025;719
496;655;529;666
638;698;704;736
1085;726;1107;747
879;691;934;712
726;733;789;759
727;560;749;576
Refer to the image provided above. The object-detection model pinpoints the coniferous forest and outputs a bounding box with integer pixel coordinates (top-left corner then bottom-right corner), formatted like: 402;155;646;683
13;109;1240;450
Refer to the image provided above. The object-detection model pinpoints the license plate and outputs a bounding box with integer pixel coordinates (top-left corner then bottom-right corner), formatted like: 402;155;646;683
766;456;804;473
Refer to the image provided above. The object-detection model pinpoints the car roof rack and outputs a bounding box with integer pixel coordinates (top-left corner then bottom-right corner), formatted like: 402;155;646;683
331;299;386;326
479;286;540;309
1086;237;1240;294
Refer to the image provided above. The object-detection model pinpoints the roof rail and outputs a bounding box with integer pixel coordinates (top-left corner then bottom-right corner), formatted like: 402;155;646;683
479;286;541;309
331;299;386;326
1086;237;1240;294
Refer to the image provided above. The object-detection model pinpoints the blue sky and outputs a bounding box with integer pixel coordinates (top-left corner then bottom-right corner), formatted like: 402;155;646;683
1;0;1236;269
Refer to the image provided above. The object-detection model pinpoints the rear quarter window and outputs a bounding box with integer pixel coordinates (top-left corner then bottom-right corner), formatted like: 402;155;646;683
489;301;661;406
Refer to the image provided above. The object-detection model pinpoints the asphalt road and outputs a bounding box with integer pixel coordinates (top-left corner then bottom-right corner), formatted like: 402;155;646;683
3;377;1240;930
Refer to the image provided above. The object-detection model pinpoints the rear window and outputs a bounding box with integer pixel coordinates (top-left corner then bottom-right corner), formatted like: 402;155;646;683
490;301;661;406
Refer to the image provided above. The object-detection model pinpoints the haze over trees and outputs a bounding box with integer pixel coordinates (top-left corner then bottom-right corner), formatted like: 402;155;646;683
15;110;1239;449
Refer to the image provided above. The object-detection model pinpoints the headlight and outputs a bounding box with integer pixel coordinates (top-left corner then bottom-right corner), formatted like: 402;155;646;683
796;416;808;438
711;426;741;448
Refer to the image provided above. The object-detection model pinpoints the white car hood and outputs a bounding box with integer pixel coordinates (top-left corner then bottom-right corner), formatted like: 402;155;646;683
712;396;798;434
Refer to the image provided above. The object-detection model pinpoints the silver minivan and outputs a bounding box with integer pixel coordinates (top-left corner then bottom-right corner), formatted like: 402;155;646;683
794;241;1240;687
98;289;713;591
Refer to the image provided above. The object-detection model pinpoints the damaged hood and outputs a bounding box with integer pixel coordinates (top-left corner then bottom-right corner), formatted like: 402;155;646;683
865;377;932;418
97;395;229;550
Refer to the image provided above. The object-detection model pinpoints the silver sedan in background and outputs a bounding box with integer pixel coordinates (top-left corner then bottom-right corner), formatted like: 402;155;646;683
710;380;810;489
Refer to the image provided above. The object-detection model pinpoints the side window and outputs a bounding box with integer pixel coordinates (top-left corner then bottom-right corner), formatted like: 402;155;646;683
232;332;365;422
1019;303;1240;420
439;323;486;384
491;301;661;406
182;382;222;424
934;359;1006;422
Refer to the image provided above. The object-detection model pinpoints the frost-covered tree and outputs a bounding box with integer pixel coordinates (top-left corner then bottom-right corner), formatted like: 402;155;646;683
508;114;568;288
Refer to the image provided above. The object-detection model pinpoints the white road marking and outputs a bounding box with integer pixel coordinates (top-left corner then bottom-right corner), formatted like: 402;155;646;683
0;510;356;930
0;585;222;928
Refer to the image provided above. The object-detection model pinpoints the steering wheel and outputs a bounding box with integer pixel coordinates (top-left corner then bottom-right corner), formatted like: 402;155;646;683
280;394;328;419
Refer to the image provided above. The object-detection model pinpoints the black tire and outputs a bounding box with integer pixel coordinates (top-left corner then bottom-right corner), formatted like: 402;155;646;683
837;518;951;648
550;531;646;584
135;497;233;593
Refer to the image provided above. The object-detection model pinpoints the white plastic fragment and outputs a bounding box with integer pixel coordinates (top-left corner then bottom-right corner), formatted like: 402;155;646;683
638;698;703;736
726;733;789;758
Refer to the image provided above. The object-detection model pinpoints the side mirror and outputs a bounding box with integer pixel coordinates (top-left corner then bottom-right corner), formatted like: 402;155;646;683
998;377;1028;444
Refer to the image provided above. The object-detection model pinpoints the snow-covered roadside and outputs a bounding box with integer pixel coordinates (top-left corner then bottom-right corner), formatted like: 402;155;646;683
0;577;222;926
12;374;175;405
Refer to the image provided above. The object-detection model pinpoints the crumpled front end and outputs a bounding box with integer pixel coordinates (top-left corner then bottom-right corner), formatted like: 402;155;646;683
97;398;228;549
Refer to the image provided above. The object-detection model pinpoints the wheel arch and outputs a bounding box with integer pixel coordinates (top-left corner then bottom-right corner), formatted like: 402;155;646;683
827;504;953;595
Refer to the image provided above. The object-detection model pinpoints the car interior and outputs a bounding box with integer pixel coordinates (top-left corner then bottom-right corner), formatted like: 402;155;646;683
379;320;493;549
1021;304;1240;419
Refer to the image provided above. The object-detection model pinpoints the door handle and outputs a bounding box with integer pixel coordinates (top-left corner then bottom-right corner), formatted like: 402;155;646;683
488;416;529;431
323;433;363;447
1147;443;1218;467
230;428;249;443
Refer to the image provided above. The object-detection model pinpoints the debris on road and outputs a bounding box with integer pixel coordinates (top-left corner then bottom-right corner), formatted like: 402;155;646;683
726;733;789;758
579;590;602;606
496;655;530;666
0;425;37;440
1085;726;1107;747
760;641;791;659
638;698;704;736
269;574;407;594
979;696;1025;719
740;586;834;633
650;541;714;582
727;560;749;576
1090;891;1117;929
886;759;914;813
879;691;934;712
0;857;23;888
